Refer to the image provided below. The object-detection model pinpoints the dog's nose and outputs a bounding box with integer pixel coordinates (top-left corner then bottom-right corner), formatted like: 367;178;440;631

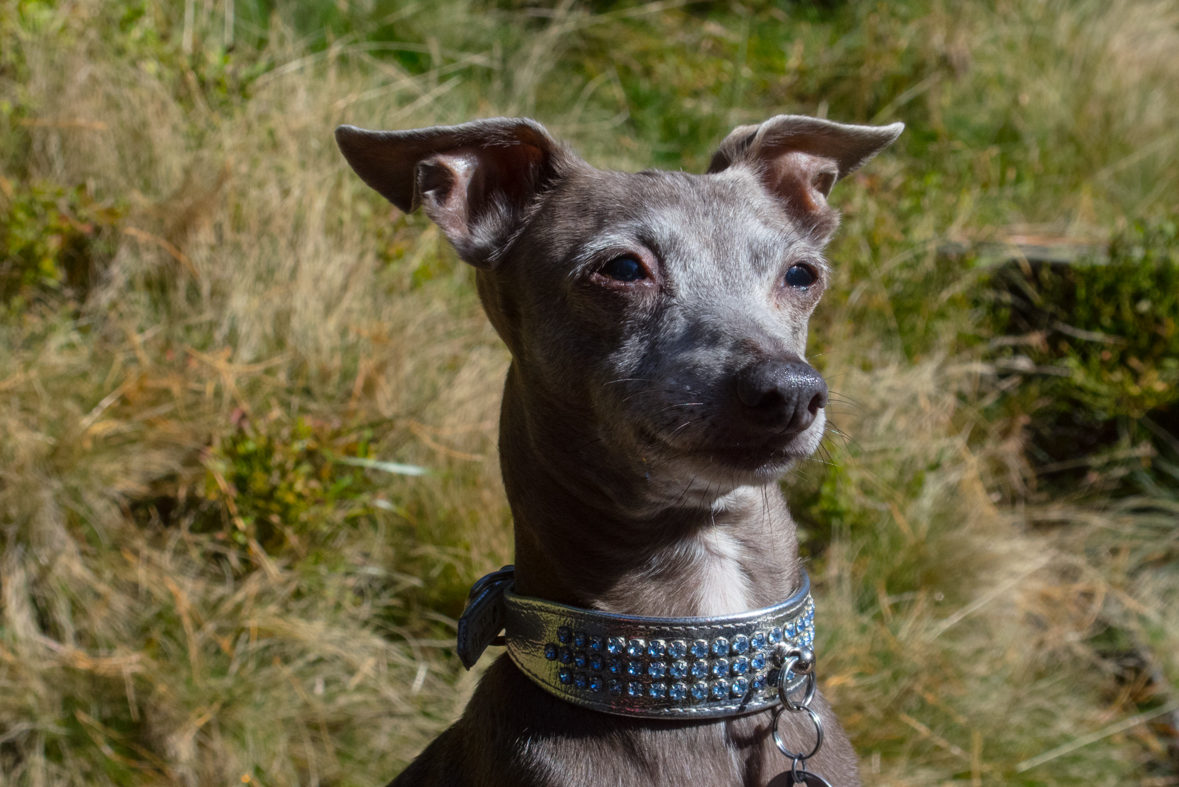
735;359;828;433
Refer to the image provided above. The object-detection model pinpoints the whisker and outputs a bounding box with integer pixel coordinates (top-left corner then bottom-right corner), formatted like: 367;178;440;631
655;402;704;414
673;468;703;508
826;389;866;409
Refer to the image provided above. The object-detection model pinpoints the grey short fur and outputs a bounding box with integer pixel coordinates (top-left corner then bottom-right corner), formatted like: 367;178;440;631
336;114;902;787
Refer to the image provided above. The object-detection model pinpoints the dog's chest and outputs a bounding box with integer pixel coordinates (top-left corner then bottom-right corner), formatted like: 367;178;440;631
690;528;754;615
517;713;779;787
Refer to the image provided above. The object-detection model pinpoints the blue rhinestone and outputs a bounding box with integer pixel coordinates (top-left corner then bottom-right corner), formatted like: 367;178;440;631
558;668;573;685
786;621;797;638
690;640;709;659
668;640;688;659
711;680;729;700
731;677;748;698
669;682;687;702
710;659;729;679
751;674;767;691
574;651;588;669
647;661;667;679
669;660;688;679
608;679;623;695
750;652;767;671
608;658;623;675
607;637;624;655
626;660;644;677
627;682;643;697
690;682;708;702
573;673;588;690
768;627;783;645
589;635;604;652
544;644;558;661
589;653;605;672
573;631;587;648
750;632;766;651
690;660;709;679
711;638;729;657
589;675;604;693
731;657;748;676
557;626;572;644
648;682;667;698
731;635;749;655
626;639;646;659
558;647;573;664
647;640;666;659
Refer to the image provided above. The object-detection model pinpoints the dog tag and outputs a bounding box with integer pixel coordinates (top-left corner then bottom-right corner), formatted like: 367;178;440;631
456;565;515;670
767;769;834;787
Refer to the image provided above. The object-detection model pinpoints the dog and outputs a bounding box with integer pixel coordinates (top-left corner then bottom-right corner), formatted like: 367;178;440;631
336;113;902;787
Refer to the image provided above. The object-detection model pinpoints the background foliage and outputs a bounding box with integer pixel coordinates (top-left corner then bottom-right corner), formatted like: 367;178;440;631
0;0;1177;785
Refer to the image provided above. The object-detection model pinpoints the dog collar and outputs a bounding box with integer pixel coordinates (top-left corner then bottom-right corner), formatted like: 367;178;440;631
456;566;815;719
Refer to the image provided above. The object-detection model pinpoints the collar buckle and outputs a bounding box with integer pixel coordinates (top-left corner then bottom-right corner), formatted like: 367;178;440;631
456;565;515;669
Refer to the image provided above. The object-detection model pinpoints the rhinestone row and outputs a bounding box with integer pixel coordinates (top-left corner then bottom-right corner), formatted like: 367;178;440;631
541;599;815;705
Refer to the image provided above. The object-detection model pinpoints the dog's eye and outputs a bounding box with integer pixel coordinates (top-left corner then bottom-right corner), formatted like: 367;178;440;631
599;256;648;283
784;264;816;288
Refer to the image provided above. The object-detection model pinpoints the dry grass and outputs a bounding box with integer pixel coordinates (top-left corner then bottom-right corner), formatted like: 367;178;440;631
0;0;1177;785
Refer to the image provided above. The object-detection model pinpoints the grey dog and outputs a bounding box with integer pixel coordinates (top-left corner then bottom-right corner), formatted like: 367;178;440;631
336;113;902;787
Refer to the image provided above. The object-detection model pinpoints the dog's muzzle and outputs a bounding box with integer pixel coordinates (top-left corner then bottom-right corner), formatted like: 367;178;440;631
456;567;815;719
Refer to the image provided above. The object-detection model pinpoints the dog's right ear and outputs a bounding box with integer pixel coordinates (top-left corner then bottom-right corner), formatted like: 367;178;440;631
335;118;565;268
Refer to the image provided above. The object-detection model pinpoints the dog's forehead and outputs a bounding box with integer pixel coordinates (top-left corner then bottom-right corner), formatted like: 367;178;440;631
539;167;809;271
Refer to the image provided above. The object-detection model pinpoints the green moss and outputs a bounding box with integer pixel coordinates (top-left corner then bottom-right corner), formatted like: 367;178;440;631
0;179;125;308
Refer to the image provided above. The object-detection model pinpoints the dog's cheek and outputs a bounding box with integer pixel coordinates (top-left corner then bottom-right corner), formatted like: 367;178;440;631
474;270;526;356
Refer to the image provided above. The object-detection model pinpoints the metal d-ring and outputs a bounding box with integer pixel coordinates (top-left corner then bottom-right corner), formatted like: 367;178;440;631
771;704;825;762
777;651;817;712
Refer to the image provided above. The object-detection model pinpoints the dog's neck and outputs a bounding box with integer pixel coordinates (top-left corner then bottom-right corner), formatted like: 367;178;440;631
499;364;803;619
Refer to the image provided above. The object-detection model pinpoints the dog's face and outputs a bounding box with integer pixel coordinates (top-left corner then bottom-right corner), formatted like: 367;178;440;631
492;166;832;490
337;117;901;503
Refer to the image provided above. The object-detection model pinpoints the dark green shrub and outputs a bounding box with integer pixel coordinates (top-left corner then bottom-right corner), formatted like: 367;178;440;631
982;220;1179;495
195;417;386;557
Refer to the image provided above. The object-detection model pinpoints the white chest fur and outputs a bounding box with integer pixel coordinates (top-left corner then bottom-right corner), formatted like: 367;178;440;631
691;527;753;616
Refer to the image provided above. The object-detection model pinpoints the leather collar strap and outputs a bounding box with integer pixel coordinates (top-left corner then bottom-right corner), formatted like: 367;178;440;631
456;566;816;720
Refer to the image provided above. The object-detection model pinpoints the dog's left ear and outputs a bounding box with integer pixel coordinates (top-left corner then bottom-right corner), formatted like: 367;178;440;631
335;118;567;268
708;115;903;243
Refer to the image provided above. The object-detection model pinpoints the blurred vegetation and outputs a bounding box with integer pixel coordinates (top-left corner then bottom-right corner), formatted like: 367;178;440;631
0;179;125;308
0;0;1177;784
979;220;1179;498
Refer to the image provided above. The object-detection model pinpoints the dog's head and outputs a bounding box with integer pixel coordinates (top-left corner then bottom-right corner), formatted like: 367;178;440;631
337;116;901;505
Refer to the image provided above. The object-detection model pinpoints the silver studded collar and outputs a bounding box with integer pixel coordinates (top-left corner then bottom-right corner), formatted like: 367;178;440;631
456;566;816;719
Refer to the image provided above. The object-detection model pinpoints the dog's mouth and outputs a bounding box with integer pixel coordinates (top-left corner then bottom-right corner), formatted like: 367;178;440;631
682;440;813;475
639;422;822;475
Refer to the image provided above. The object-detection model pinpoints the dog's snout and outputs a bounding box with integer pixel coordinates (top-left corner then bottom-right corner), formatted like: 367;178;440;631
734;359;828;433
